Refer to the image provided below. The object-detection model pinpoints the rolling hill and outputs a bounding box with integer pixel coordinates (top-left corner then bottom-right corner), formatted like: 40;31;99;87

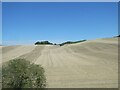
1;37;118;88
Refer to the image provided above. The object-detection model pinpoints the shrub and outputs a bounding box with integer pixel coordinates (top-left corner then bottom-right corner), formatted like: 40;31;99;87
2;59;46;88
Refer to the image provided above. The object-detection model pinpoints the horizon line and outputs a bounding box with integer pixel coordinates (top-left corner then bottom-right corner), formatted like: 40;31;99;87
2;35;118;46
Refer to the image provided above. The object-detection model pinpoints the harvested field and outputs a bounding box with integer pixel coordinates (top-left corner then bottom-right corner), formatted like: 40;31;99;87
2;37;118;88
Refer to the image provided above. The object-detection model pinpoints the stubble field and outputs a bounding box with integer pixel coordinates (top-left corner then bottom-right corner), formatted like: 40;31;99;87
1;37;118;88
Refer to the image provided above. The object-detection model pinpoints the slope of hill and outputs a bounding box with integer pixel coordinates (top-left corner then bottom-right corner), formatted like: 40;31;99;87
2;37;118;88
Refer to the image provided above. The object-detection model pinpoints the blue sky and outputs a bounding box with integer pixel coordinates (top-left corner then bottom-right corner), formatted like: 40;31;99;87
0;2;2;45
2;2;118;45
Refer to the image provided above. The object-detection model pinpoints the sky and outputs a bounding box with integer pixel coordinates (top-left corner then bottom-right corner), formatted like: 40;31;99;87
0;2;2;45
2;2;118;45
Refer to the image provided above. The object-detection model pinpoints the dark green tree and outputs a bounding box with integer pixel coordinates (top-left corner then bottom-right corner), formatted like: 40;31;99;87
35;41;53;45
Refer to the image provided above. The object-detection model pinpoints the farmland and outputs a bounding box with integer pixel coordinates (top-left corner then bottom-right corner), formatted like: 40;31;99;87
1;37;118;88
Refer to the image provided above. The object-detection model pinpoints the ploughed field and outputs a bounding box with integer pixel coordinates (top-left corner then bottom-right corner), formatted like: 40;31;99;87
1;37;118;88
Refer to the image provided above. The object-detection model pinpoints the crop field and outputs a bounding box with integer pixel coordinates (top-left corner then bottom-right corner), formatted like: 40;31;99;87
1;37;118;88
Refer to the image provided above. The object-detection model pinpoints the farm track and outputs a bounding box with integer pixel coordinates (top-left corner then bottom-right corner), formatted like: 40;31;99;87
18;45;45;62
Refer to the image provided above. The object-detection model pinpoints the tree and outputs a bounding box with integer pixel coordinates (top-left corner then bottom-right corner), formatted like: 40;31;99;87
117;35;120;37
2;59;46;88
35;41;53;45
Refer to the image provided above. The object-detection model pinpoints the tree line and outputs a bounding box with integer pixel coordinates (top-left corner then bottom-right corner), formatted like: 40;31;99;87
35;40;86;46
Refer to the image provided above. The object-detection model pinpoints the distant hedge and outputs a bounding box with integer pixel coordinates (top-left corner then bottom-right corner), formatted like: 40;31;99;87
59;40;86;46
35;41;53;45
2;59;46;88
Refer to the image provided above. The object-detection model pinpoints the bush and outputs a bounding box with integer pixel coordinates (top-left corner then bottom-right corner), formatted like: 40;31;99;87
2;59;46;88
